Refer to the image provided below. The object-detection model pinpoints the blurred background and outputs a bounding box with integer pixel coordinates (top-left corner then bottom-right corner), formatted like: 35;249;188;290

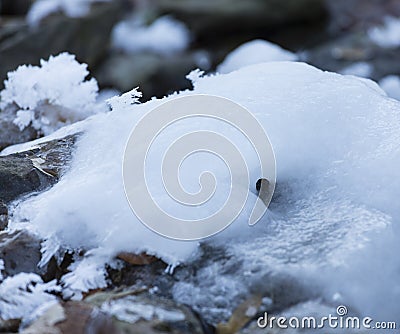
1;0;400;100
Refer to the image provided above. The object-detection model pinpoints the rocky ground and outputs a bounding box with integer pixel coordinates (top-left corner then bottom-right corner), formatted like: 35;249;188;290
1;0;399;333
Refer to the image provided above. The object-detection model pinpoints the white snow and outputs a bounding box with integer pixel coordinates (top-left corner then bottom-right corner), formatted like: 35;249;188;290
6;61;400;323
0;273;58;321
0;53;100;135
217;39;298;74
379;75;400;100
368;16;400;48
27;0;110;26
112;16;190;55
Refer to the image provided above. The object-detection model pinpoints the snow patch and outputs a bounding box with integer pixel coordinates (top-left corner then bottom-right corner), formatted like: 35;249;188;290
0;53;101;136
112;16;190;55
217;39;298;74
368;16;400;48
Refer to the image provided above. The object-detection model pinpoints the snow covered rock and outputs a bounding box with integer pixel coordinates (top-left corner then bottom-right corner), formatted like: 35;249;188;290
217;39;298;74
7;61;400;322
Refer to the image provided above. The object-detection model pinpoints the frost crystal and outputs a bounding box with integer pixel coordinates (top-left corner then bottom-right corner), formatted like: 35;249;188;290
0;53;99;135
106;88;142;111
0;273;58;321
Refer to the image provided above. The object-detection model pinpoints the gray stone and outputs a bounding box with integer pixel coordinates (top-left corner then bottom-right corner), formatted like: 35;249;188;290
0;134;78;204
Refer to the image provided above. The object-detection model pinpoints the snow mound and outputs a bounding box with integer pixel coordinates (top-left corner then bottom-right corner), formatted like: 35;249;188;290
217;39;298;74
112;16;190;55
0;53;100;135
379;75;400;100
9;62;400;321
27;0;110;25
368;16;400;48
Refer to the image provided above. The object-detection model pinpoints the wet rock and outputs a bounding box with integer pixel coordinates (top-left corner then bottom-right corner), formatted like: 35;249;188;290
0;134;78;204
0;1;126;89
0;230;41;277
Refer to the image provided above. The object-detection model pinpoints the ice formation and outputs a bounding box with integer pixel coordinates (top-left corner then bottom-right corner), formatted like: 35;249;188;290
3;61;400;323
0;273;58;320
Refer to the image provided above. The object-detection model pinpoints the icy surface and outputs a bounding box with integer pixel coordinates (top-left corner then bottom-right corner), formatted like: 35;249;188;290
379;75;400;100
27;0;110;25
368;16;400;48
112;16;190;55
217;39;298;74
8;62;400;322
0;53;100;135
